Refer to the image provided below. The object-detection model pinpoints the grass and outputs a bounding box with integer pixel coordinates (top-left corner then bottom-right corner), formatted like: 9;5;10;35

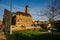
5;30;60;40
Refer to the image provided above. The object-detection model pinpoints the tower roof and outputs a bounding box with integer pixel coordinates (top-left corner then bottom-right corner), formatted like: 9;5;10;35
26;5;29;7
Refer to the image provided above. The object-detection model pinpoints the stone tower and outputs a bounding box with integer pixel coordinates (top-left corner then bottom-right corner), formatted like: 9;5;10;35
25;5;29;14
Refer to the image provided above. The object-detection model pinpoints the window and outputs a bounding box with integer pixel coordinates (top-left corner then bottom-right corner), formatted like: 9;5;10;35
26;20;30;22
18;19;22;22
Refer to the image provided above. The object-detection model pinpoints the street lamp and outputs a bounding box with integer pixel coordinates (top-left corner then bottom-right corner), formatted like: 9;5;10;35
10;0;12;35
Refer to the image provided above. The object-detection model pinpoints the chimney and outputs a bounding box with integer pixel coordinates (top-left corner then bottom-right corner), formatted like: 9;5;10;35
25;5;29;14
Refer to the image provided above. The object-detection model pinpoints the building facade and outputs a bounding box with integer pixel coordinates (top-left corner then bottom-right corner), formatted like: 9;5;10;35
3;9;10;27
3;5;33;27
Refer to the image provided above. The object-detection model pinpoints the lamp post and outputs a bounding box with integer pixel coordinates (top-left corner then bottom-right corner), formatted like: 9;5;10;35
10;0;12;35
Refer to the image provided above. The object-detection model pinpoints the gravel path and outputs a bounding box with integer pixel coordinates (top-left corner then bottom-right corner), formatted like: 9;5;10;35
0;31;6;40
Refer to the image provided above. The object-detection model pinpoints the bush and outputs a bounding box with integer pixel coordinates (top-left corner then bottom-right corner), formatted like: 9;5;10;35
5;30;60;40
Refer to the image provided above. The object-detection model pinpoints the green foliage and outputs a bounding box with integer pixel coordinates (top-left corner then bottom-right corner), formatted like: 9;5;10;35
5;30;50;40
52;21;60;32
5;30;60;40
40;24;48;30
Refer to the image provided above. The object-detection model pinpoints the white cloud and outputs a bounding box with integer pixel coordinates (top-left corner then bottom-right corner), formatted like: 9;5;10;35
0;4;10;10
12;5;25;12
0;4;10;19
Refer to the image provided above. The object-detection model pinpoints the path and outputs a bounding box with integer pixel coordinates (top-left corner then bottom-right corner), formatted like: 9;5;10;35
47;32;60;35
0;30;6;40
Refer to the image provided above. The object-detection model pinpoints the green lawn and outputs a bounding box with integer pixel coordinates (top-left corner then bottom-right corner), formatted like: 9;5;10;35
5;30;60;40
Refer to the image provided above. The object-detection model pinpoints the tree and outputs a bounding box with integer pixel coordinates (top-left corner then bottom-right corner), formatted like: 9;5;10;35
40;0;60;22
39;0;60;32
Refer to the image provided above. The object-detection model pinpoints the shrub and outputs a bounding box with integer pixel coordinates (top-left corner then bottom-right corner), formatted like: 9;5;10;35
6;30;60;40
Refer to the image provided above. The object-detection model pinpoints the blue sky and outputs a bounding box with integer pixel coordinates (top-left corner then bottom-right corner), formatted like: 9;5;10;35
0;0;60;21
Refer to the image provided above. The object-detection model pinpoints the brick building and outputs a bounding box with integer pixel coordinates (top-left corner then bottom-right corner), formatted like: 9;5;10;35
3;5;33;27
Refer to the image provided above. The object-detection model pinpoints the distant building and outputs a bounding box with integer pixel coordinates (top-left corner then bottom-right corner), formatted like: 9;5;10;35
33;21;43;25
3;9;10;27
3;5;33;27
0;20;2;25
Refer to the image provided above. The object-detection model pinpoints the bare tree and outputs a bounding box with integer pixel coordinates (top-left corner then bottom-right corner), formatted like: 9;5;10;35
40;0;60;22
39;0;60;32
